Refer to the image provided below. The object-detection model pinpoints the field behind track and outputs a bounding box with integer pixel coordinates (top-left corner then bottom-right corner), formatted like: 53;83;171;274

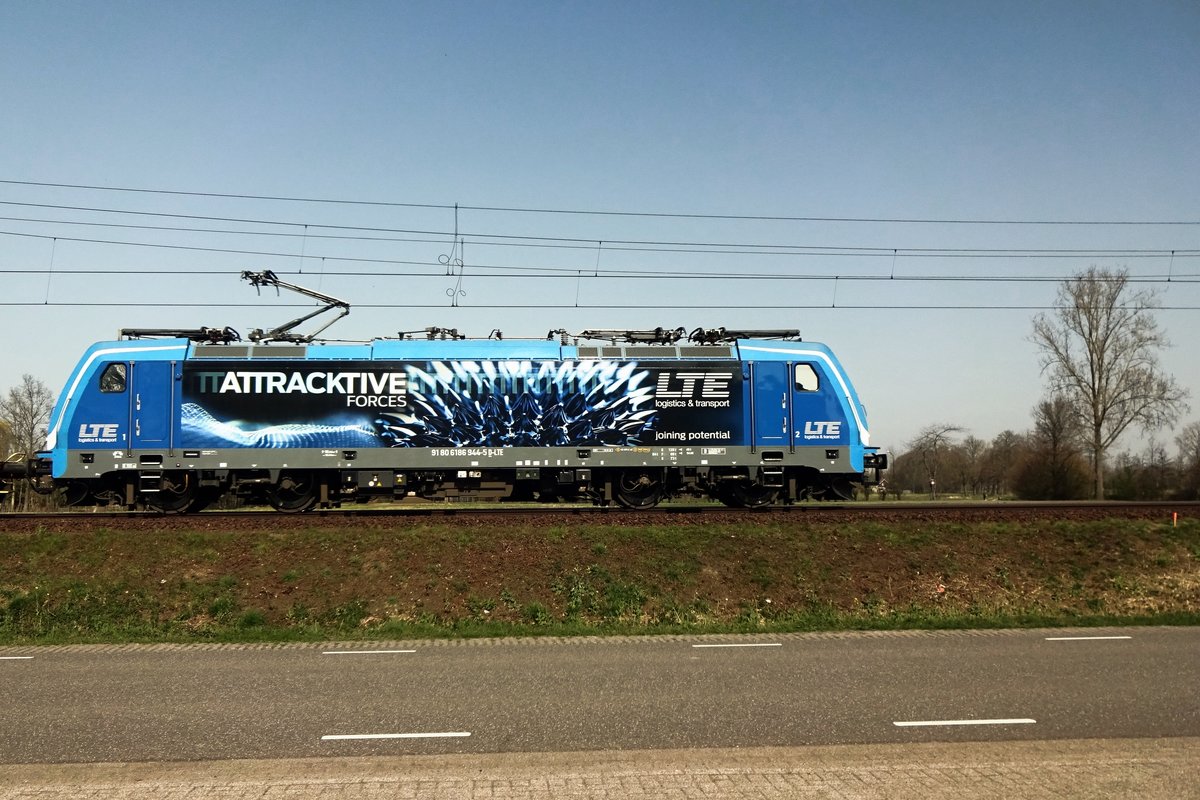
1;508;1198;644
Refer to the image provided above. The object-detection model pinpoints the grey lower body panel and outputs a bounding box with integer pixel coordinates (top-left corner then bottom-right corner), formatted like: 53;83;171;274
59;443;857;480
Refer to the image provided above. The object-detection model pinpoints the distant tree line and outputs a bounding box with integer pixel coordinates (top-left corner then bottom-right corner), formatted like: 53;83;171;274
888;418;1200;501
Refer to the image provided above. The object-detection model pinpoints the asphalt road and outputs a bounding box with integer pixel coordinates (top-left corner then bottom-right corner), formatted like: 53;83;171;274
1;627;1197;764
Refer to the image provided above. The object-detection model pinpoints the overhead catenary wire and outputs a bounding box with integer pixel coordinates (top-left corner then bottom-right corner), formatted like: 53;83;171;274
1;230;1197;274
2;265;1198;283
2;179;1197;313
2;204;1198;257
2;300;1199;311
3;178;1198;225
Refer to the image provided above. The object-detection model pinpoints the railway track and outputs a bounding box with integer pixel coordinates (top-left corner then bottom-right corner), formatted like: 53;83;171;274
1;500;1196;532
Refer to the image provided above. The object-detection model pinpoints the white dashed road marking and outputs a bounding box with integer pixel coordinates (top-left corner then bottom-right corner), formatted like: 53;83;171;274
691;643;783;649
894;718;1036;727
322;731;471;741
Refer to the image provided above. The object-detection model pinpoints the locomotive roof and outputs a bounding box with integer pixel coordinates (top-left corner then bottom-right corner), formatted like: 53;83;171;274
178;337;836;362
85;334;840;363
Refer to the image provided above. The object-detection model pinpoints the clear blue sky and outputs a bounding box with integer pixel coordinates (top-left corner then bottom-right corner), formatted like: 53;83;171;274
2;1;1197;454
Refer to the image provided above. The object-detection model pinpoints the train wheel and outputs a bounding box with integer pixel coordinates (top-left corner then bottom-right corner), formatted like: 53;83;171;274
62;481;93;507
186;486;224;513
266;471;318;513
821;477;855;501
718;482;779;508
145;471;196;513
614;469;663;509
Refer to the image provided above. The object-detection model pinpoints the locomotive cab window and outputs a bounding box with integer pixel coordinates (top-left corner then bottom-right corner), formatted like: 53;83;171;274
794;364;820;393
99;363;127;393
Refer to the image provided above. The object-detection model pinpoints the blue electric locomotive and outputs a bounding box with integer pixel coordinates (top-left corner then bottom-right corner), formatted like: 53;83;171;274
28;274;885;511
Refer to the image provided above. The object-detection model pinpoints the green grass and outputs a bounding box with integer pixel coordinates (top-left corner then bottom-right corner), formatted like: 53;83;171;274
0;516;1196;645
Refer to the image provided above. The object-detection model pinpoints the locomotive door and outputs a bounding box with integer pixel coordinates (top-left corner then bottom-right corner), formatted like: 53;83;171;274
129;361;174;449
791;361;848;448
751;362;789;446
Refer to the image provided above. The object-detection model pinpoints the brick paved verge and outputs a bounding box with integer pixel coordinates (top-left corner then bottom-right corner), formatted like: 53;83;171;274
0;738;1195;799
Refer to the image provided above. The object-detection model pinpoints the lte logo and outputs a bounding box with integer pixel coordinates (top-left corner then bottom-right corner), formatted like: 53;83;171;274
78;423;120;442
803;421;842;439
656;372;733;399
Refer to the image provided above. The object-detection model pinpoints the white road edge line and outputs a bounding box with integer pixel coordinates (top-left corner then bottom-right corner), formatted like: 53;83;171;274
692;643;783;648
894;718;1036;727
322;732;471;741
0;656;34;660
322;650;417;655
1044;636;1132;641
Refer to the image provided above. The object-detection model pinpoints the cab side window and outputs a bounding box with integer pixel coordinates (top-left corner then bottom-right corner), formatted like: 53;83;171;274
794;364;820;393
99;363;127;393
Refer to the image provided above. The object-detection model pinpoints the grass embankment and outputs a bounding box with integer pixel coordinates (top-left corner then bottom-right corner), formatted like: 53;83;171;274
1;515;1197;645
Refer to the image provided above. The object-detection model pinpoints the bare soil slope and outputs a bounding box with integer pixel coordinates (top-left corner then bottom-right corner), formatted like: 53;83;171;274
1;506;1197;643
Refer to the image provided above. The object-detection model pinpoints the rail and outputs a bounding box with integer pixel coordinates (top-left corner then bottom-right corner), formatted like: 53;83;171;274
1;500;1196;528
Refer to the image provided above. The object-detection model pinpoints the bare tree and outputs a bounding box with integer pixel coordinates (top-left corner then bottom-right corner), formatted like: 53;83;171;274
959;435;987;496
981;430;1026;498
1106;440;1177;501
1175;421;1200;499
0;419;13;509
1030;267;1189;499
0;375;55;511
907;423;963;499
1014;395;1089;500
883;450;923;495
0;374;56;456
1140;439;1174;500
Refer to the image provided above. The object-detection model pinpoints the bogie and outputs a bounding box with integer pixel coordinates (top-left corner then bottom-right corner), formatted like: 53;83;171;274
265;471;319;513
143;470;197;513
614;469;665;509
